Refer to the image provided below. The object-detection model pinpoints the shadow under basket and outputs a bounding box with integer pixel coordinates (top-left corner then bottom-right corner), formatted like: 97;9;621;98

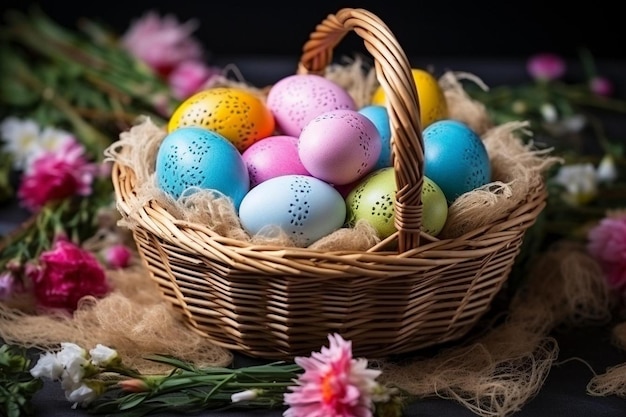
111;7;547;360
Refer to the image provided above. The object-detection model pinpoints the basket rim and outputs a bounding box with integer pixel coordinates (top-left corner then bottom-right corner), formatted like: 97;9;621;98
112;159;547;263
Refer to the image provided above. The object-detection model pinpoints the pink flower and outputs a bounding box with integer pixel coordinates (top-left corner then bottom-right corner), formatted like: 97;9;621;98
121;11;204;77
17;139;98;212
587;214;626;294
27;237;111;313
589;76;614;97
527;53;566;81
102;243;132;269
168;60;220;100
0;271;24;300
284;333;381;417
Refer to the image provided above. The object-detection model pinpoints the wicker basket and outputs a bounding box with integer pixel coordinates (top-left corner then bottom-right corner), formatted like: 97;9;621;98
112;8;547;359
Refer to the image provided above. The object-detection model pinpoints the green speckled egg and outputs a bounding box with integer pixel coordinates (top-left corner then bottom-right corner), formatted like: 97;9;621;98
345;167;448;238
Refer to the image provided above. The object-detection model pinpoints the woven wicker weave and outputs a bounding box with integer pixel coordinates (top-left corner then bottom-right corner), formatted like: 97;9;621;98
112;7;547;359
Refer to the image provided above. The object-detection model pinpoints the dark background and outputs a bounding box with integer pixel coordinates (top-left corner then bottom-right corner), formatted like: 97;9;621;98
1;0;624;61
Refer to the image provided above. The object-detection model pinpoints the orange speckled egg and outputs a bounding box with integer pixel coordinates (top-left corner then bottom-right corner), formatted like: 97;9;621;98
371;68;448;130
168;87;275;152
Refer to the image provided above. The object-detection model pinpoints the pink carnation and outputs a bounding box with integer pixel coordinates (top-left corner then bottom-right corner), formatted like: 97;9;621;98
587;214;626;294
17;139;98;212
168;60;220;100
589;76;614;97
527;53;566;81
121;11;204;77
284;333;381;417
27;237;111;313
103;243;132;269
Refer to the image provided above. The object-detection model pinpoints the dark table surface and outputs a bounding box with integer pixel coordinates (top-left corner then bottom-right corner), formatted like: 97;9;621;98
23;325;626;417
3;55;626;416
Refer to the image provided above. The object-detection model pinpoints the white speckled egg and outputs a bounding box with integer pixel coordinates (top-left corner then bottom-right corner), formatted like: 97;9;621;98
238;174;346;247
298;109;381;185
241;135;310;188
266;74;356;137
155;126;250;209
423;119;491;202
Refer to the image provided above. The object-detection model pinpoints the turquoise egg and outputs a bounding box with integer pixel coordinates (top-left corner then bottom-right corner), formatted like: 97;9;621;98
155;126;250;209
423;120;491;202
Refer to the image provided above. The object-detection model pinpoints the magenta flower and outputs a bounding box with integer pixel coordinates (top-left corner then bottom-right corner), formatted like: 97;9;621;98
527;53;566;81
587;214;626;294
26;236;111;313
121;11;204;77
284;333;381;417
17;138;98;212
102;243;132;269
589;76;614;97
168;60;220;100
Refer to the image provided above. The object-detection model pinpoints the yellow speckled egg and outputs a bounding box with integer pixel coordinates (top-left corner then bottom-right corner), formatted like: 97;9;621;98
370;68;448;129
168;87;275;152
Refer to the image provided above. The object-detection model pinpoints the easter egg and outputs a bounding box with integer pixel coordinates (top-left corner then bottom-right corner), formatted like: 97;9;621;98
298;109;381;185
167;87;275;152
345;167;448;238
371;68;448;129
238;174;346;247
241;135;310;187
155;126;250;209
358;105;392;169
266;74;356;137
423;119;491;202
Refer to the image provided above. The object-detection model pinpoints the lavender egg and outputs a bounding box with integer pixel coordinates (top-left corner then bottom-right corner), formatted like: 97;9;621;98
241;135;310;188
155;127;250;209
266;74;356;137
298;109;382;185
238;174;346;247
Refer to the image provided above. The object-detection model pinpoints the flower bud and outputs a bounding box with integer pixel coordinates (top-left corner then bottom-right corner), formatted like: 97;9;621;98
118;378;150;393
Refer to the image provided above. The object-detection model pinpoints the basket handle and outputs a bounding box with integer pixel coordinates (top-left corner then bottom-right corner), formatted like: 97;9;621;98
297;8;424;253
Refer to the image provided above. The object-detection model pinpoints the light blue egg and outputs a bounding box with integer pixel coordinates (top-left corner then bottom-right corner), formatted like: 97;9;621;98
423;119;491;202
359;105;391;169
155;127;250;209
238;174;346;247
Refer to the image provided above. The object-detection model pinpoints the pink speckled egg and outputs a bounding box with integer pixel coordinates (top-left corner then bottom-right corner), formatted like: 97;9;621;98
266;74;356;137
241;135;311;187
298;109;382;185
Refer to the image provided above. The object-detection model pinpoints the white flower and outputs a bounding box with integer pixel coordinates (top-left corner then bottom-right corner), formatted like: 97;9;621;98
552;163;598;205
0;117;41;170
596;154;618;183
26;126;75;166
540;103;558;123
65;382;98;408
89;344;119;367
231;389;259;403
57;342;89;384
30;351;64;380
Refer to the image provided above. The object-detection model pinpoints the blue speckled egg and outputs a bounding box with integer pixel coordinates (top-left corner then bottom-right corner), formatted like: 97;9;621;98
155;126;250;209
359;105;392;169
423;119;491;202
238;174;346;247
